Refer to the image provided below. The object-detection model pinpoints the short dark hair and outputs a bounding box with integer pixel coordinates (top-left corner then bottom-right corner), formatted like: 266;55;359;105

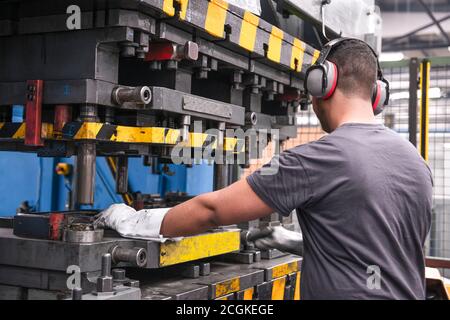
327;39;378;100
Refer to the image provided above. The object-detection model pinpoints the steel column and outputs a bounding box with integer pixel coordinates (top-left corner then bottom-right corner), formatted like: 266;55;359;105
409;58;419;147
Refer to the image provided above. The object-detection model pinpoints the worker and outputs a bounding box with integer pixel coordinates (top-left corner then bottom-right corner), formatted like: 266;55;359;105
95;39;432;299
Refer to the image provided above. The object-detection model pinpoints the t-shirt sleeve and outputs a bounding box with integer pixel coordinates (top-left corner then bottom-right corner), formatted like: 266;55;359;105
246;149;313;216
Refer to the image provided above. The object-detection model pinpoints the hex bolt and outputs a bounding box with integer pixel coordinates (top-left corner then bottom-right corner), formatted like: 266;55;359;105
97;253;113;293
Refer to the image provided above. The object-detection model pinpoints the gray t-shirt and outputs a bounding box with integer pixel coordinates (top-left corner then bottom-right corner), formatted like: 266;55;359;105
247;123;432;300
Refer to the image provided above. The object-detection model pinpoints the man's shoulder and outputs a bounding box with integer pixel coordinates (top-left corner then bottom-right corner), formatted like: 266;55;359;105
287;134;340;157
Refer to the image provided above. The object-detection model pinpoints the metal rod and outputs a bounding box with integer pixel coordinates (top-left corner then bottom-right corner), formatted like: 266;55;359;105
76;142;96;205
116;156;129;194
419;59;430;161
213;122;228;190
101;253;112;277
408;58;419;147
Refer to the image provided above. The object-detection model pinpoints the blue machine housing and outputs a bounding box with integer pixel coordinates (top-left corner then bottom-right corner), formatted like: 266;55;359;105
0;152;213;216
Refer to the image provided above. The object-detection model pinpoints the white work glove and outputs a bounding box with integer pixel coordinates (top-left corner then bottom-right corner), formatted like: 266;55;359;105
248;226;303;256
94;203;180;242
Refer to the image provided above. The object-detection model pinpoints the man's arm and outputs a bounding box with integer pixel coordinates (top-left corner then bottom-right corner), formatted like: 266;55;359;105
160;178;274;237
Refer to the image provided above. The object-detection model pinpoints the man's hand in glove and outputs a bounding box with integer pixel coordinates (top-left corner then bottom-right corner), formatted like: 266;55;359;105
94;203;175;242
248;226;303;256
94;179;276;240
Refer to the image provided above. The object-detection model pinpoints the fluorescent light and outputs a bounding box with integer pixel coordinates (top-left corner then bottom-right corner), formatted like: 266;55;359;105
390;91;409;100
429;87;442;99
390;87;442;100
379;52;405;62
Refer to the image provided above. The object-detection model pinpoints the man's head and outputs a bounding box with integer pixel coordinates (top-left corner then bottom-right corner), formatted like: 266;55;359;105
311;39;378;133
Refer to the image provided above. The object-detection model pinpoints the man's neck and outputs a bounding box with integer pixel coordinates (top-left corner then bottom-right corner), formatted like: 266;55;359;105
330;98;376;130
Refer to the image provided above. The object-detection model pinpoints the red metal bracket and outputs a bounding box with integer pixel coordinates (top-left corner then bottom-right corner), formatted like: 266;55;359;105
25;79;44;146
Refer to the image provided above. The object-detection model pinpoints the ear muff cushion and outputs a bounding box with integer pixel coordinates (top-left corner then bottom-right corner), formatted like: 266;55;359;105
305;61;338;98
305;67;326;97
372;80;387;115
322;61;338;100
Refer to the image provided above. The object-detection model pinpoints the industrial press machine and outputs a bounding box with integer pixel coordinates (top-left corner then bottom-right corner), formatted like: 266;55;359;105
0;0;381;300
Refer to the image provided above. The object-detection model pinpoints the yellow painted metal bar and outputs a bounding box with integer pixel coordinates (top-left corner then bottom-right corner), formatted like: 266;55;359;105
1;122;243;152
73;122;102;139
112;126;178;144
162;0;176;16
159;230;240;266
294;272;301;300
267;26;283;63
272;261;298;278
11;123;26;139
216;277;240;298
291;38;306;72
239;11;259;52
311;49;321;65
177;0;189;20
419;60;430;161
243;287;254;300
158;0;322;74
0;122;54;139
204;0;229;38
271;277;286;300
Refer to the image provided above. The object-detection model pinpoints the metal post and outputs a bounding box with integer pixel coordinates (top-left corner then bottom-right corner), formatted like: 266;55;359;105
24;80;44;146
408;58;419;147
419;59;430;161
214;122;228;190
116;156;129;194
76;142;96;205
74;105;98;206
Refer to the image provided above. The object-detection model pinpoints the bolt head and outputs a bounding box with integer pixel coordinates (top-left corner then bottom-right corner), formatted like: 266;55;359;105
96;276;113;293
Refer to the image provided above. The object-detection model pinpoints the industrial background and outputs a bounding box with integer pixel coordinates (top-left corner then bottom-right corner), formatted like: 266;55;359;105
0;0;449;300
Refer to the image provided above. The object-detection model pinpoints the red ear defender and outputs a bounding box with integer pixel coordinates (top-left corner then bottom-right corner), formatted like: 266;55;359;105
371;80;388;115
372;81;381;111
322;62;338;100
305;38;390;109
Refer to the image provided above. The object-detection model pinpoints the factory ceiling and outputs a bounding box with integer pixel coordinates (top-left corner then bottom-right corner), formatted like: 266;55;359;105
377;0;450;57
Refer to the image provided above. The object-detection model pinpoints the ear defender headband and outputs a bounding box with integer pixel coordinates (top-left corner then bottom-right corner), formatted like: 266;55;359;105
304;38;390;115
